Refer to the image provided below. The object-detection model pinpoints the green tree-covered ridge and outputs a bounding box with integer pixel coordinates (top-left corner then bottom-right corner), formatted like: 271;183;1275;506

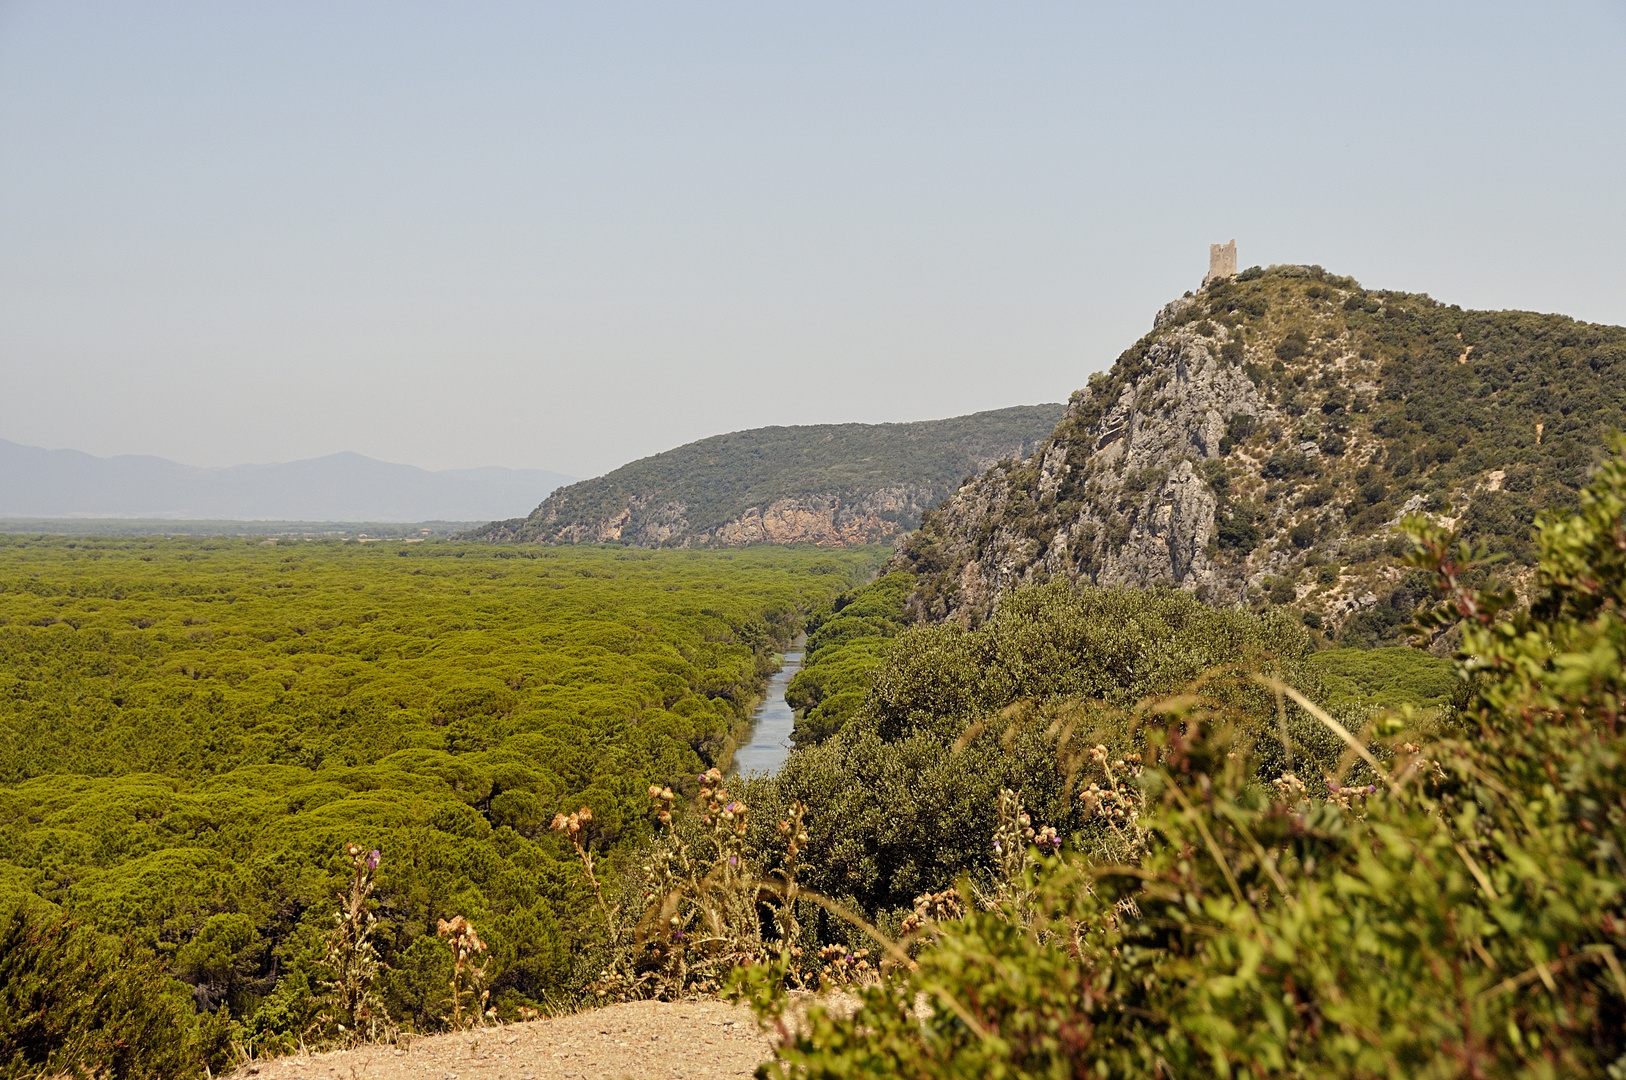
467;406;1063;548
895;265;1626;640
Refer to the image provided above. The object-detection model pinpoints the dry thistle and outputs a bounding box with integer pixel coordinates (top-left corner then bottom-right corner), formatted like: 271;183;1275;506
320;843;387;1041
551;805;617;937
436;915;489;1030
1271;772;1309;803
900;887;965;953
1079;747;1149;862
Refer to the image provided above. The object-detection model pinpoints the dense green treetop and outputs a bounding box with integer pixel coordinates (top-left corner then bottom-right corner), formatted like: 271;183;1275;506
0;537;876;1056
757;580;1340;919
782;571;914;748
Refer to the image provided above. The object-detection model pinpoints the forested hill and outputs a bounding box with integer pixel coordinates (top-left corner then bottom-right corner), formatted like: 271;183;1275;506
894;265;1626;641
466;405;1064;548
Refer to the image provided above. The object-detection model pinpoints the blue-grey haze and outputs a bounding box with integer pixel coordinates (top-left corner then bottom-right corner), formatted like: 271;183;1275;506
1;2;1622;479
0;438;573;522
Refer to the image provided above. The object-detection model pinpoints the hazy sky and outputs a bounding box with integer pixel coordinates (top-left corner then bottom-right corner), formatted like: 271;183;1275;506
3;3;1624;478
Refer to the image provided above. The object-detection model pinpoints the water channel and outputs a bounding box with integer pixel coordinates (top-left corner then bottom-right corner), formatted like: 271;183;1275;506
730;634;804;777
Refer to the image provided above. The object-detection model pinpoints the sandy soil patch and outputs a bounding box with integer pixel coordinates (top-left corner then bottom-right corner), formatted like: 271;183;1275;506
228;1000;772;1080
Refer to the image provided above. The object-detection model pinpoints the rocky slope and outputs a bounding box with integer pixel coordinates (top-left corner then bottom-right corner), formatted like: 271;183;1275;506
893;265;1626;643
467;406;1063;548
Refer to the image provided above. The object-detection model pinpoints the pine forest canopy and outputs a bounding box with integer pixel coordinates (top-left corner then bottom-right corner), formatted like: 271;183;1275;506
0;536;879;1060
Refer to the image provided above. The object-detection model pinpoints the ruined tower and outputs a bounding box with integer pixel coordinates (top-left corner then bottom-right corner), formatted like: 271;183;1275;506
1206;239;1237;283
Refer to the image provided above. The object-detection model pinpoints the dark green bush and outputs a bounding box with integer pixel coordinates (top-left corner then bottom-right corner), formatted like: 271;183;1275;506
1262;451;1316;480
770;584;1330;916
756;441;1626;1079
1275;330;1309;362
1215;501;1263;552
1218;412;1257;454
0;905;203;1079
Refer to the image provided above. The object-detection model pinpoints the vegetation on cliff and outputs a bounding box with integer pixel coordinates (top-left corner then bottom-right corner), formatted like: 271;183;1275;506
466;405;1063;548
783;571;914;747
0;537;875;1073
895;265;1626;641
745;439;1626;1078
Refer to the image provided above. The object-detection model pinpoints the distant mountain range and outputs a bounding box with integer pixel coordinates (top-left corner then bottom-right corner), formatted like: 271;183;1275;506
0;440;574;522
467;405;1066;547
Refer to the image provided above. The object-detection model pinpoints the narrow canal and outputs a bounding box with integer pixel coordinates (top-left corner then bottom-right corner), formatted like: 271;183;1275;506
731;634;805;777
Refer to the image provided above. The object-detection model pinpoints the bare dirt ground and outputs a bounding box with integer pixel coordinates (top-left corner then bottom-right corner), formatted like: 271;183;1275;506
228;1000;774;1080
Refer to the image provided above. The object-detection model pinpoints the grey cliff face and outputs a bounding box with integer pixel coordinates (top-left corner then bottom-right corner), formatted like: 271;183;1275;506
897;265;1626;636
897;318;1275;621
514;486;941;548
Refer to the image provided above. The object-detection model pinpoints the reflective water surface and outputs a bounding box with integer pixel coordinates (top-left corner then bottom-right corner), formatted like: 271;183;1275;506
731;636;805;777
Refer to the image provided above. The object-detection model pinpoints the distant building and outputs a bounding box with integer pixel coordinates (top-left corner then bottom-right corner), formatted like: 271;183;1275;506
1206;239;1237;283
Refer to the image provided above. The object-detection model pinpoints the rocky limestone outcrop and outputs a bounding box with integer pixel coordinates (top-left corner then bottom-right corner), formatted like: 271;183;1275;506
497;486;938;548
907;322;1265;619
893;264;1606;634
709;487;930;546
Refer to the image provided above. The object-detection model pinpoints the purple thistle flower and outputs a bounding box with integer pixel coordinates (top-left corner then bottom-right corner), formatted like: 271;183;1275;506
367;849;382;870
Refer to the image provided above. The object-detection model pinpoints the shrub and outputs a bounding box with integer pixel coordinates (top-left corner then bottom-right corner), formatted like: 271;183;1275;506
1216;500;1264;553
1307;646;1457;709
0;904;202;1079
1302;483;1334;507
1262;450;1316;480
1218;412;1257;454
752;440;1626;1079
770;584;1331;916
1275;330;1310;362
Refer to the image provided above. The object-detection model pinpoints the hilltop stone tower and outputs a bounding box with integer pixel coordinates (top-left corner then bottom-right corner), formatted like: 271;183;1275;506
1206;239;1237;283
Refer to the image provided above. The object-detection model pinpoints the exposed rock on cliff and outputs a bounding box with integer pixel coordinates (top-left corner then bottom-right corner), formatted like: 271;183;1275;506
894;266;1626;643
468;406;1063;548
